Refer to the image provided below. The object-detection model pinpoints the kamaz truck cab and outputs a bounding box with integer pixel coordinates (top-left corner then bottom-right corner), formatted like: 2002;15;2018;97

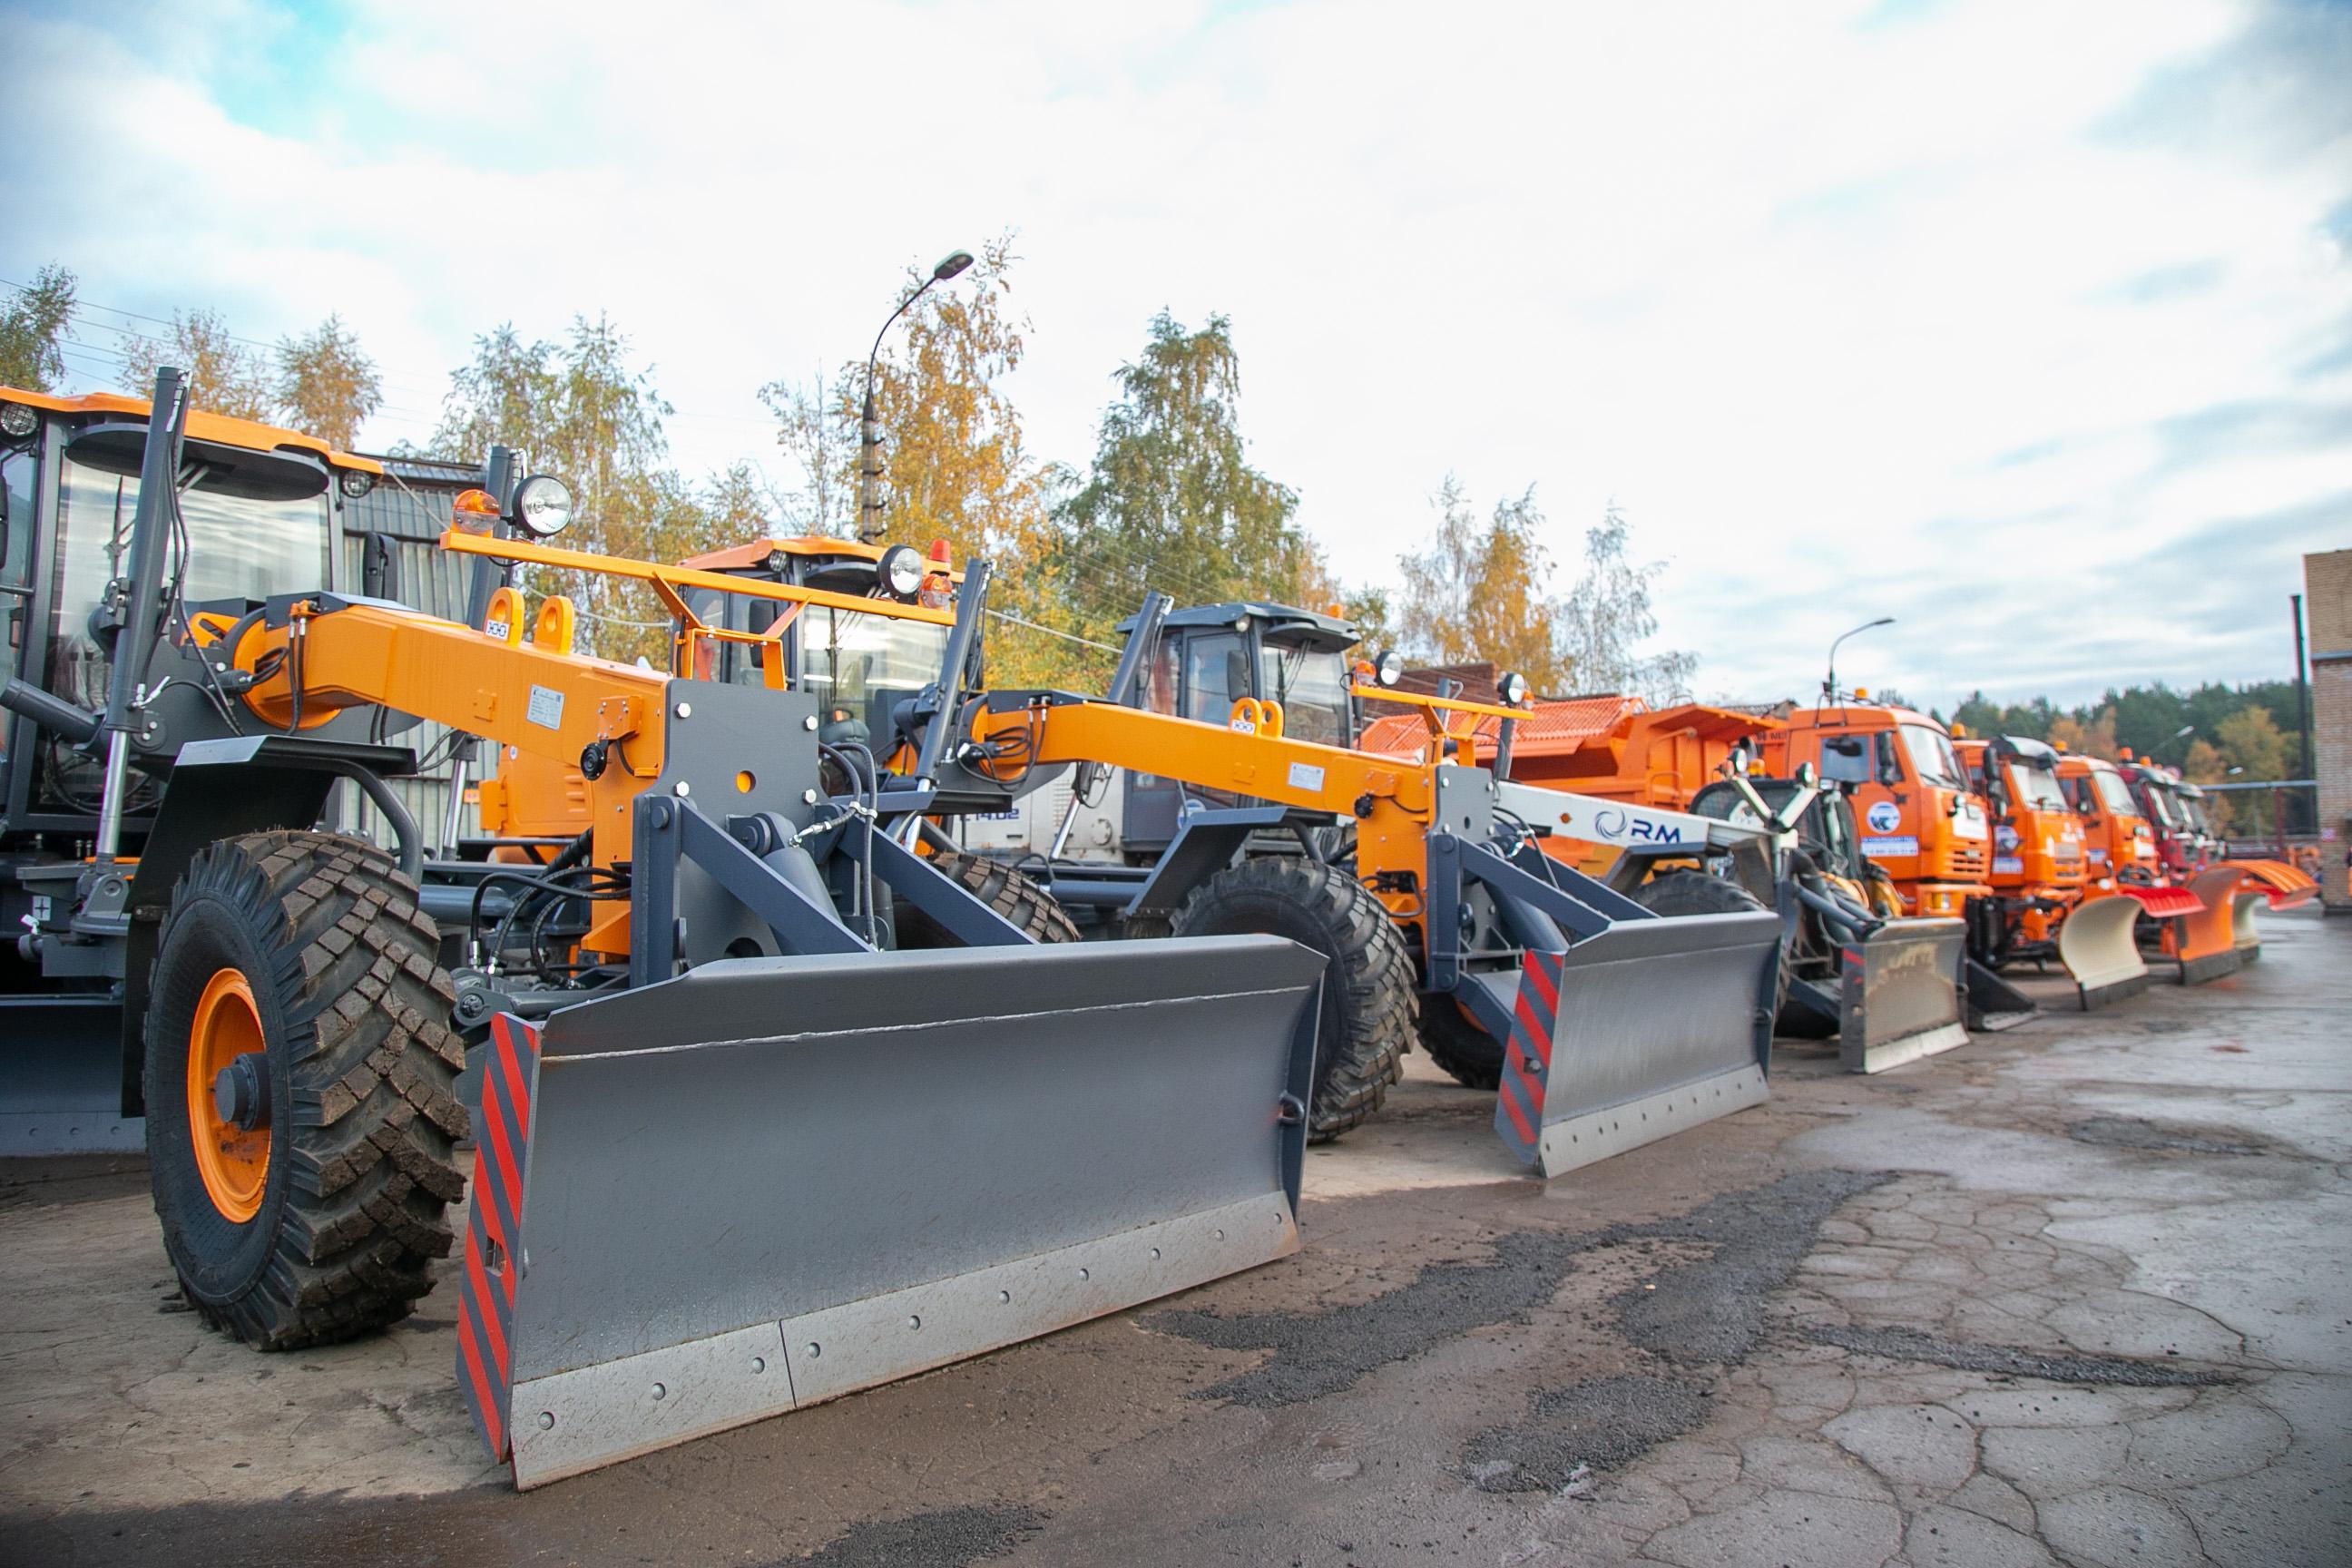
1756;699;1991;918
2055;752;2158;888
1953;730;2088;965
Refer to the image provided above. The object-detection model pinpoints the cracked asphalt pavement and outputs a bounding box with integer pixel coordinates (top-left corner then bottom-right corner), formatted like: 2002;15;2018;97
2;910;2345;1566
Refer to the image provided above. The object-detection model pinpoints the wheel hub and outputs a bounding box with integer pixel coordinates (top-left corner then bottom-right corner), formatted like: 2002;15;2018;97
212;1052;271;1131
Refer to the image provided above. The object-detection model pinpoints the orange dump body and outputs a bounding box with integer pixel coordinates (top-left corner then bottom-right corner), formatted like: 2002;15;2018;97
1357;697;1776;872
1754;706;1991;919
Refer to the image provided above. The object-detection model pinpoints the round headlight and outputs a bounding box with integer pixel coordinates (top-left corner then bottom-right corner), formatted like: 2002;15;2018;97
512;474;574;538
878;544;926;600
0;401;36;438
1497;670;1531;707
339;469;377;499
1373;648;1404;688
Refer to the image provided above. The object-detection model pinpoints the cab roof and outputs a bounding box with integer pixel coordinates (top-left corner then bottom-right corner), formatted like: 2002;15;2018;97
0;384;382;475
1118;601;1359;652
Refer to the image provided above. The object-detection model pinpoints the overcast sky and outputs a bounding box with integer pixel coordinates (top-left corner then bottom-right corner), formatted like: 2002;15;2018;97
4;0;2347;713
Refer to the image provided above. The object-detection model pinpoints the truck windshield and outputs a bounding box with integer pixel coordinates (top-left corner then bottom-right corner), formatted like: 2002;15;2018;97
2175;791;2212;833
2141;785;2180;828
2090;769;2139;816
1259;644;1352;748
798;605;949;745
2010;760;2069;813
1898;724;1965;790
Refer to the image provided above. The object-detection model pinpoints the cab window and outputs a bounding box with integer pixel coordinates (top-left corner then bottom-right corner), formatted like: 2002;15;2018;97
2009;760;2069;813
1181;633;1246;724
1259;643;1350;747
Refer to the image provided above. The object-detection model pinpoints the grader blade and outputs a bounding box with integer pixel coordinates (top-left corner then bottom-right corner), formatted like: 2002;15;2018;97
2054;893;2151;1010
1493;909;1780;1178
1837;916;1969;1073
456;936;1322;1489
2171;867;2246;985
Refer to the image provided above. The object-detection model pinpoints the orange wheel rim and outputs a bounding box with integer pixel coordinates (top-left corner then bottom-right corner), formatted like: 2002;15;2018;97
187;968;270;1223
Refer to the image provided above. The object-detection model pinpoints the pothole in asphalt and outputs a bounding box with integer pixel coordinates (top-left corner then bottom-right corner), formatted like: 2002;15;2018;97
769;1504;1046;1568
1146;1169;1888;1408
1803;1323;2236;1387
2066;1115;2275;1158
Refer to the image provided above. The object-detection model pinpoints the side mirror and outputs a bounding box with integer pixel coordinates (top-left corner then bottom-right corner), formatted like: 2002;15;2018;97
1225;648;1254;703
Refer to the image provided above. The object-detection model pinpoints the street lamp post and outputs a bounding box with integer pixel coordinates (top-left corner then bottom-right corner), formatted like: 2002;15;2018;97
1823;616;1896;704
857;250;975;544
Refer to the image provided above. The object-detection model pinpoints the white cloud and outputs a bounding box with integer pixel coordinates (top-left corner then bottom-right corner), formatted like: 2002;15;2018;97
2;0;2345;712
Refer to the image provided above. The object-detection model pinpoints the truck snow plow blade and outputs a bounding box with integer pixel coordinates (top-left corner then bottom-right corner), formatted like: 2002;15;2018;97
456;936;1322;1489
2230;888;2265;957
2169;867;2245;985
2227;858;2317;911
1838;916;1968;1073
1493;909;1780;1177
2054;893;2150;1009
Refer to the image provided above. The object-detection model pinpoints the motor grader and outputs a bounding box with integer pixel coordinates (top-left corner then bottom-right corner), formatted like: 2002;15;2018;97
0;375;1328;1489
563;563;1789;1179
1362;689;1976;1073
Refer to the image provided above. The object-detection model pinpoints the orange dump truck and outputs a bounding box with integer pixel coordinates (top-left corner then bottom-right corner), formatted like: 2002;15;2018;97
1751;701;1991;920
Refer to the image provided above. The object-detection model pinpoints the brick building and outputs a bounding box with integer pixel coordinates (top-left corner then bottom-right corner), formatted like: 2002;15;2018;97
2307;548;2352;912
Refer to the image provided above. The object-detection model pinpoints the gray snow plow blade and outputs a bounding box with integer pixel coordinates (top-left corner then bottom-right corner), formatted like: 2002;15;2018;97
1837;917;1968;1073
1492;910;1781;1177
455;936;1322;1489
2055;892;2151;1008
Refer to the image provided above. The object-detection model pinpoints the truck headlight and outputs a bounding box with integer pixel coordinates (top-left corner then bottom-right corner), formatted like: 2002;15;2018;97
1497;670;1531;706
1372;648;1404;687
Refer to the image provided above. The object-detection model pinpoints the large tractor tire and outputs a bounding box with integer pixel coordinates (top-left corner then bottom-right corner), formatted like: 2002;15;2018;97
144;830;466;1350
900;848;1081;946
1417;997;1504;1090
1171;857;1414;1141
1632;870;1790;1029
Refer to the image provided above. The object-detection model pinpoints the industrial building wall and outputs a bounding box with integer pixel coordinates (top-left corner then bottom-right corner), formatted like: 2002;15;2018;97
2307;549;2352;912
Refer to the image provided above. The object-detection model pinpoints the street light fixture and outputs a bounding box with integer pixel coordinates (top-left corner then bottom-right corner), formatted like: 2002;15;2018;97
857;250;975;543
1823;617;1896;705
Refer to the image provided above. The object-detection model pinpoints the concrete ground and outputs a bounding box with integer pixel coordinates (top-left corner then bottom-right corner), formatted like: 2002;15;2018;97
3;912;2346;1567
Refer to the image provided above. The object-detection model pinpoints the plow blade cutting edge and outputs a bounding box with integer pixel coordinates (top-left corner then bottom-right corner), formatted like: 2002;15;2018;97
2054;893;2151;1010
456;936;1322;1489
1494;908;1780;1178
2171;867;2246;985
1837;916;1969;1073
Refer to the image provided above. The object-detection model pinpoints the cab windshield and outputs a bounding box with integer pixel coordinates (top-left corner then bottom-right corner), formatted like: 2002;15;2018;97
2088;769;2139;816
1259;643;1352;748
1898;723;1965;790
797;605;949;745
2009;760;2069;813
2175;791;2212;834
43;453;333;804
2141;785;2181;828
